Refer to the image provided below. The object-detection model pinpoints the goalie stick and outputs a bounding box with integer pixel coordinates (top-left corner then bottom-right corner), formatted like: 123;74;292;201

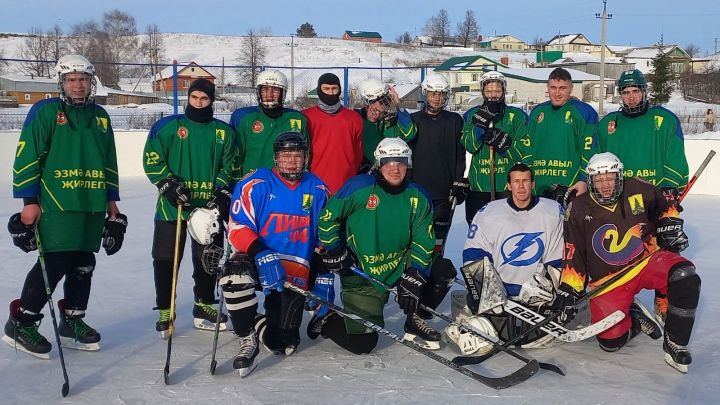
351;267;564;376
284;282;539;389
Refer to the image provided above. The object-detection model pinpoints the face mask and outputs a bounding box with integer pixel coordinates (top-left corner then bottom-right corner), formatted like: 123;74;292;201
185;103;214;123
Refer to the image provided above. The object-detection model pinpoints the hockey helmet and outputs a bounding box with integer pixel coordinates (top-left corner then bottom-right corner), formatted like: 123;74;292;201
273;132;308;181
374;137;412;168
187;207;221;245
617;69;648;115
55;54;96;107
586;152;624;205
256;69;287;109
421;74;450;113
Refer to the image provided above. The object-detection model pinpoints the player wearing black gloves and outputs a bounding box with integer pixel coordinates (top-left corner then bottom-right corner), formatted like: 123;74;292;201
461;71;526;225
557;152;700;373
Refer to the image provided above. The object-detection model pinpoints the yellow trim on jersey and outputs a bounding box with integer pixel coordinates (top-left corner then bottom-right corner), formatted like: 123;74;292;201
41;179;64;210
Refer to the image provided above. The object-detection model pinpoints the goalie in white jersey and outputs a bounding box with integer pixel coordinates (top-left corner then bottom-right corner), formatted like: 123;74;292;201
447;162;564;354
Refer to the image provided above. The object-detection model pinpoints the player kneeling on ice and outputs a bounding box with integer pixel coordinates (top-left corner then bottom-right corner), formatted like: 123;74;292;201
4;55;126;358
553;152;700;373
222;133;329;376
310;138;449;353
452;163;564;354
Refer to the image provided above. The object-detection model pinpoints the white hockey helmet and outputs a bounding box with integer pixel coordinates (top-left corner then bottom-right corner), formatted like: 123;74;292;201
480;71;506;102
358;78;389;104
374;137;412;168
55;54;96;107
256;69;287;109
586;152;624;205
187;207;221;245
421;74;450;113
445;314;498;356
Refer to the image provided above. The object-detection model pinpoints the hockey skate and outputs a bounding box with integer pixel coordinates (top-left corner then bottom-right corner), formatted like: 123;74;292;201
663;334;691;374
404;313;441;350
192;302;227;332
306;310;331;340
234;329;259;378
156;308;173;339
58;300;100;351
2;300;51;360
629;300;662;340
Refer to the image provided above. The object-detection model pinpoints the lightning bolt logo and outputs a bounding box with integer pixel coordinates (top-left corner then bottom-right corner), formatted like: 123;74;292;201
501;232;545;266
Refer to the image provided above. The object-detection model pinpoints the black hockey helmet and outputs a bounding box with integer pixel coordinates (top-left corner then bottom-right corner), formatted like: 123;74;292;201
273;132;308;181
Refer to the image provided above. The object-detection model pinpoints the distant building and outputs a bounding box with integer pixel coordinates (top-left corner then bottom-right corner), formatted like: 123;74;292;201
549;53;635;80
476;35;527;51
153;62;216;93
342;31;382;43
545;33;612;58
623;45;691;75
0;74;59;105
689;52;720;73
433;55;509;90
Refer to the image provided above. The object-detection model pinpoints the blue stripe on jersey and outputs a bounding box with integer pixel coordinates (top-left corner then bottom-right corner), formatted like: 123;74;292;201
22;98;61;128
147;114;182;140
462;247;492;264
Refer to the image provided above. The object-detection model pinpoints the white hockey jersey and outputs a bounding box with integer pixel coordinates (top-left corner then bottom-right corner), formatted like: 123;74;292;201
463;197;564;298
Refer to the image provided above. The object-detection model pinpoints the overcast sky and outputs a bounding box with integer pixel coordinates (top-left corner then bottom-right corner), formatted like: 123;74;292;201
3;0;719;55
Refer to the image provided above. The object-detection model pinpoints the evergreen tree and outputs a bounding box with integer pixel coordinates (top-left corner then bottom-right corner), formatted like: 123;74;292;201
296;22;317;38
649;42;674;105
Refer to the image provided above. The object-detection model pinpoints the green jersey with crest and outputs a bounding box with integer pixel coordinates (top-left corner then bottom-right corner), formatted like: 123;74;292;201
318;174;435;290
143;114;236;221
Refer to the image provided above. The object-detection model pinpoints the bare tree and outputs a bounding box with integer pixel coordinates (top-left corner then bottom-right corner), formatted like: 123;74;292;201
396;32;412;45
237;29;267;87
0;49;8;75
102;10;140;86
142;23;165;92
48;25;65;62
18;27;53;78
456;10;479;47
684;43;701;58
424;9;451;43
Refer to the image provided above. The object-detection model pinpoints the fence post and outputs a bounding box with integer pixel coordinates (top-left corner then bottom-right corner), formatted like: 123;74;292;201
343;66;349;107
420;66;427;105
172;60;178;115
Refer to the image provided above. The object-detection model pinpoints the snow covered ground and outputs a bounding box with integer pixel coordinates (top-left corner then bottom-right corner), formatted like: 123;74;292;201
0;170;718;403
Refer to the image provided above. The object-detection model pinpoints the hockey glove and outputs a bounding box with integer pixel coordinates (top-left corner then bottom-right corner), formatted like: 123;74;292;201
102;213;128;255
7;213;37;253
660;186;684;213
550;283;579;324
471;105;495;129
543;184;577;208
450;178;470;205
517;273;555;307
396;267;428;315
255;250;286;293
305;273;335;317
206;186;233;222
483;127;512;154
320;246;355;276
157;176;190;207
656;217;689;253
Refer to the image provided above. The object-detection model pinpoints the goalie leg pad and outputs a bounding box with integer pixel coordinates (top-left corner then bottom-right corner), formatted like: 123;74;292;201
665;262;700;346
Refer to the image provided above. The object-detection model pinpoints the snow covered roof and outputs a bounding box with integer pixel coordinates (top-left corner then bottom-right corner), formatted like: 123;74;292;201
549;52;623;64
548;34;591;45
153;62;215;81
496;66;611;83
344;31;381;39
625;45;688;59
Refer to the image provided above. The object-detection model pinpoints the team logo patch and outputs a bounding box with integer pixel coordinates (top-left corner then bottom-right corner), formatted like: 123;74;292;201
537;112;544;124
628;193;645;215
302;194;313;212
654;115;664;130
96;117;108;133
290;119;302;131
607;120;616;135
366;194;379;209
564;111;573;124
500;232;545;266
177;126;188;139
252;120;264;133
591;223;644;266
215;128;226;142
56;112;67;125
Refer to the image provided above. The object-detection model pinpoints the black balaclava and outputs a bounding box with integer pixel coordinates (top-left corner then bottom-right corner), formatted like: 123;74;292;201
317;73;342;113
186;78;215;123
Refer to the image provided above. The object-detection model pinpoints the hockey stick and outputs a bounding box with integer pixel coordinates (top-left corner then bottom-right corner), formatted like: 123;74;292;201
489;146;496;201
679;149;715;202
35;229;70;397
163;205;184;385
351;267;563;376
209;241;231;375
453;250;660;366
285;282;538;389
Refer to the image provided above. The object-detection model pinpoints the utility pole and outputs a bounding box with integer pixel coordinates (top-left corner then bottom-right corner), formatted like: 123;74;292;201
286;34;298;107
596;0;613;116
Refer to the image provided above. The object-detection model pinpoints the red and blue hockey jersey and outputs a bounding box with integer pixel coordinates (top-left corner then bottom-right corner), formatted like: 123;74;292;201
228;168;329;289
